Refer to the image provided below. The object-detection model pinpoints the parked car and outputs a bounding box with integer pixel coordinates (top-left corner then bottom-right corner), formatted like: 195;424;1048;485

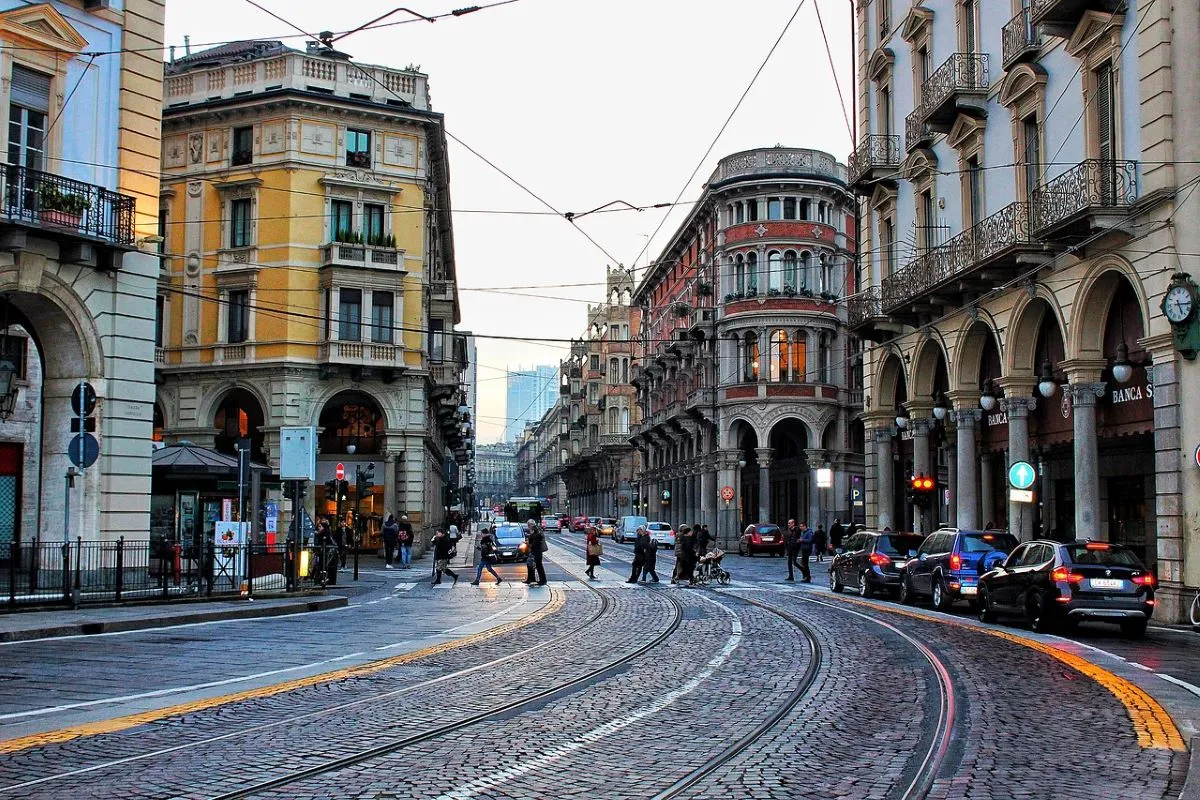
541;516;561;532
598;518;618;539
615;516;649;544
978;539;1156;637
572;516;589;532
900;528;1019;610
558;514;571;530
647;522;676;549
830;530;925;598
739;523;786;557
492;523;529;563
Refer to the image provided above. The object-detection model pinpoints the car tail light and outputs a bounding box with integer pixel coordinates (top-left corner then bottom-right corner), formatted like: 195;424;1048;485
869;552;891;567
949;553;961;570
1051;566;1083;583
1132;574;1156;587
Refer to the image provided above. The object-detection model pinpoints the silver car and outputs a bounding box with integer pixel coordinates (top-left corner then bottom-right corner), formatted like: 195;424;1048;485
647;522;676;549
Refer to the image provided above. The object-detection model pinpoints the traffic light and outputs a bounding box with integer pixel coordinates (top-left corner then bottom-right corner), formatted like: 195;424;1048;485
661;489;671;507
282;481;308;501
338;480;350;502
909;475;935;508
357;462;376;495
324;479;338;499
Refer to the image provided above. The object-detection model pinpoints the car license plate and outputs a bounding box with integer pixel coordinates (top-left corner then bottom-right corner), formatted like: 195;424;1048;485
761;537;775;542
959;586;977;595
1090;578;1123;589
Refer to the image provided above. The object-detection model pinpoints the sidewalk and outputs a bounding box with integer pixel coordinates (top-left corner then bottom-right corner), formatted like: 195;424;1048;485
0;594;347;643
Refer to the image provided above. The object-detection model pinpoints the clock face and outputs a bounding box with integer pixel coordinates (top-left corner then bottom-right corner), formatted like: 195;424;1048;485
1164;285;1195;324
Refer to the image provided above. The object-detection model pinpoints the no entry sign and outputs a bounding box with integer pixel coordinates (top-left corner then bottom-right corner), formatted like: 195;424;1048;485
335;462;345;481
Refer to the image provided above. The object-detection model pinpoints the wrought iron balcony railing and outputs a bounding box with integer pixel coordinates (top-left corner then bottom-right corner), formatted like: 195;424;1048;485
905;114;935;153
847;286;882;327
1031;0;1124;34
881;202;1037;313
912;53;990;130
1030;160;1137;235
2;163;136;246
848;134;901;187
1002;8;1042;70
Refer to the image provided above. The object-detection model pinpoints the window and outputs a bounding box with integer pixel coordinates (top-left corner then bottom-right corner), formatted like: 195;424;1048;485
232;126;253;166
800;251;812;290
783;198;797;219
767;198;782;220
768;251;782;292
746;199;759;222
621;358;629;384
769;330;787;382
608;358;619;384
155;296;165;347
818;202;827;223
364;203;385;244
783;251;798;289
8;66;49;172
879;0;890;39
324;289;332;339
966;157;983;227
1023;114;1041;203
331;199;353;242
339;288;362;341
230;198;253;248
962;0;977;54
735;202;745;224
346;129;371;167
791;333;806;380
882;219;897;277
920;189;935;252
735;255;745;294
371;291;394;343
744;332;760;381
590;353;600;371
799;198;811;220
820;253;834;294
228;290;250;344
1094;61;1116;203
157;208;168;254
588;382;599;403
881;86;892;136
746;252;758;295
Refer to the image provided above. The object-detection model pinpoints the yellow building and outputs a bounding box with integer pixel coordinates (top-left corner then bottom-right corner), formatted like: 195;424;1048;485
156;40;467;546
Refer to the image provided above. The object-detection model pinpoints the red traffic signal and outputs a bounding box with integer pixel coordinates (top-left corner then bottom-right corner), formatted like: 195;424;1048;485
910;475;935;491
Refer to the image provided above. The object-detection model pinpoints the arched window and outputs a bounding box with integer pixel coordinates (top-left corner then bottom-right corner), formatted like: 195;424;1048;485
791;331;806;381
608;357;619;383
800;251;812;290
607;406;619;433
800;198;811;220
735;255;745;294
821;252;834;294
621;406;630;433
767;198;782;220
767;251;782;292
783;198;797;219
746;252;758;295
769;329;788;381
744;331;759;381
783;251;798;290
735;202;745;223
621;358;629;384
818;332;830;383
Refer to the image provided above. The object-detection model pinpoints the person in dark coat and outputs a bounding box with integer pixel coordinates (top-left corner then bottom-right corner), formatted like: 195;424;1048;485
829;518;845;554
814;524;828;563
397;515;414;569
798;521;814;582
470;526;502;586
627;525;647;584
672;529;686;584
697;524;713;555
523;520;547;586
677;525;697;585
381;514;400;569
785;519;802;581
640;528;660;583
430;528;459;586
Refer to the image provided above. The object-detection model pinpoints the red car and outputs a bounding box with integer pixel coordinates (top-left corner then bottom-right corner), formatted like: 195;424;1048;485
572;516;589;532
740;523;786;556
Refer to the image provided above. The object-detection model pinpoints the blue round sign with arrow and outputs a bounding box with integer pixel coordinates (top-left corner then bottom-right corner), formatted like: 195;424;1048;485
1008;460;1036;490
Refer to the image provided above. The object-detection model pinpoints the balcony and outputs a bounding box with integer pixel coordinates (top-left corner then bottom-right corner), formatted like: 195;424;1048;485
599;433;629;448
1031;0;1125;38
881;202;1045;319
1002;9;1042;70
1031;160;1137;242
686;387;714;420
911;53;990;133
847;286;898;343
905;115;935;153
320;242;402;270
0;163;136;256
848;134;900;191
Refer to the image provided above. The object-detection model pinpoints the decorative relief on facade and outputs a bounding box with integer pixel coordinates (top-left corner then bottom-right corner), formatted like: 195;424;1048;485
206;131;223;163
188;134;203;164
301;122;336;155
327;169;393;186
186;181;203;198
261;122;285;154
164;136;187;168
383;134;417;167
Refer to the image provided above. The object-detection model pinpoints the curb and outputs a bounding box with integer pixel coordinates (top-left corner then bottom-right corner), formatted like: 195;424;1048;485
0;596;348;643
1181;737;1200;800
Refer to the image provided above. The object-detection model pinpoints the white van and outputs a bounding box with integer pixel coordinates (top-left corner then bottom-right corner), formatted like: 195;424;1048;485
616;516;648;544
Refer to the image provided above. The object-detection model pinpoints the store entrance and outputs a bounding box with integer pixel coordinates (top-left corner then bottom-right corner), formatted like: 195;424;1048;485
1108;476;1149;565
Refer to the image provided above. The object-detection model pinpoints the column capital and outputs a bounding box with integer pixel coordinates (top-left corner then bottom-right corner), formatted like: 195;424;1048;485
873;425;898;442
716;449;742;470
804;448;829;466
946;389;979;408
1068;382;1107;408
949;408;981;426
1000;395;1037;417
907;417;937;436
754;446;774;467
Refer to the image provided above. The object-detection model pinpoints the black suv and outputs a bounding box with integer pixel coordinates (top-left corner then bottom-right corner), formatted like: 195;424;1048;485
900;528;1019;610
829;531;926;598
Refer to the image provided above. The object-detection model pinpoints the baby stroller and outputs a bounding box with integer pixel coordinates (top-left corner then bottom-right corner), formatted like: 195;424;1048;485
694;548;731;586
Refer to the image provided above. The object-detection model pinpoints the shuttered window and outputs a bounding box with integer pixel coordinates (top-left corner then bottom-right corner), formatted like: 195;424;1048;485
8;66;50;171
10;66;50;113
1095;61;1116;203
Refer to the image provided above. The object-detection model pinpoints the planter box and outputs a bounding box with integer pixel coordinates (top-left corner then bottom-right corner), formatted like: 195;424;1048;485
41;210;83;229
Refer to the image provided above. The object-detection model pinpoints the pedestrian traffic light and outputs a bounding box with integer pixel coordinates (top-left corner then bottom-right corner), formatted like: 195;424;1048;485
338;480;350;501
909;475;935;508
324;479;338;499
357;462;375;495
661;489;671;507
282;481;308;501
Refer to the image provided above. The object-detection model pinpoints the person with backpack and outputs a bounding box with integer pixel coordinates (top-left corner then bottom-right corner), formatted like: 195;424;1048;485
397;515;414;569
470;526;502;586
381;514;400;569
523;520;547;586
430;528;459;586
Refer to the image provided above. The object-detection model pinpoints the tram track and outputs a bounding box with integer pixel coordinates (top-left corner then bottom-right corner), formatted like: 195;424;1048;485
0;586;674;797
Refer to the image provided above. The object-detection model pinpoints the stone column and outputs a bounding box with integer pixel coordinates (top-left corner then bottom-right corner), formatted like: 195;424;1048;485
1002;394;1037;540
873;426;896;530
716;449;740;548
980;455;995;529
1069;381;1107;538
944;414;958;528
757;328;768;382
951;408;980;530
908;415;935;534
756;447;773;523
382;449;399;521
804;449;826;530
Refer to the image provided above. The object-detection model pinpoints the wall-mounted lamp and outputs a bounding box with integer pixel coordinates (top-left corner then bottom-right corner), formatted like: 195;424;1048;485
737;458;747;469
346;442;358;455
1037;360;1058;399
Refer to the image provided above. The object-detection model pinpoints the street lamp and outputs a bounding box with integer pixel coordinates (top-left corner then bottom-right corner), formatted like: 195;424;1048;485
931;392;948;421
979;381;999;412
0;358;18;420
894;412;908;429
1112;342;1134;384
1037;360;1058;399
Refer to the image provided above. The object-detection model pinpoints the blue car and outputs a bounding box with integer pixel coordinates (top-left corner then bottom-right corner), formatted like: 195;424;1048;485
899;528;1019;610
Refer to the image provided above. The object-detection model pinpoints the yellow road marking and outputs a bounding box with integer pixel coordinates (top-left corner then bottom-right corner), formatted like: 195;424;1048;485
0;590;565;755
817;593;1185;751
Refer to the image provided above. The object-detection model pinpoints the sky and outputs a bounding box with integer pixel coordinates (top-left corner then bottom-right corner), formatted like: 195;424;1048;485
163;0;856;444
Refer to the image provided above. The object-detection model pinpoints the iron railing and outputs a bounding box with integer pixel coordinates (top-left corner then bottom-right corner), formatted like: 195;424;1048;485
847;286;882;327
848;134;901;186
913;53;990;126
1002;8;1042;70
4;538;335;609
905;114;935;152
2;163;136;246
881;202;1036;313
1030;0;1122;26
1031;159;1138;233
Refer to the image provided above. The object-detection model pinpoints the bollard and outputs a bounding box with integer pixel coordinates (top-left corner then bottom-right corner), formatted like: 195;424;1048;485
114;537;124;601
60;541;70;604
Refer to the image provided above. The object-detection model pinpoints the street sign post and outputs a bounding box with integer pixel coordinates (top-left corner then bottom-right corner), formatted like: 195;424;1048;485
1008;461;1036;490
335;462;345;481
1009;489;1035;503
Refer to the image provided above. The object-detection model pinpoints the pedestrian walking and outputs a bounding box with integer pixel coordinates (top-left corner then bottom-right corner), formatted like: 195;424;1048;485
798;521;814;582
829;518;845;555
697;524;713;555
785;519;802;581
397;515;414;569
430;528;459;586
523;520;547;585
671;529;686;584
381;513;400;569
332;519;347;567
640;528;660;583
470;526;502;586
585;529;602;580
845;521;859;541
627;524;648;584
678;525;697;585
814;524;827;563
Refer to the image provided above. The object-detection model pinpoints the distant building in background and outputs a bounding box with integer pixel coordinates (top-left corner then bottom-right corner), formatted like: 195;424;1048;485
475;442;517;508
504;365;558;442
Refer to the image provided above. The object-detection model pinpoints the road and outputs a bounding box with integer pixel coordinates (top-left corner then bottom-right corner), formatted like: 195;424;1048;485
0;532;1195;799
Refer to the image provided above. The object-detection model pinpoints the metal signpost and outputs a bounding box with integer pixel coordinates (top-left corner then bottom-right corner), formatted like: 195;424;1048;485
1008;460;1037;537
67;381;99;541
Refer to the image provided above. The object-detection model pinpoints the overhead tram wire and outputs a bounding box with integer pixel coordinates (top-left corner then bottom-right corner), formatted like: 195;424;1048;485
812;0;853;142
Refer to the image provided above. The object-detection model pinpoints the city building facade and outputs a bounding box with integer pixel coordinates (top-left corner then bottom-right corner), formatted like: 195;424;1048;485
514;401;567;512
631;147;862;546
155;40;469;544
503;364;557;443
851;0;1200;618
0;1;164;544
475;441;517;508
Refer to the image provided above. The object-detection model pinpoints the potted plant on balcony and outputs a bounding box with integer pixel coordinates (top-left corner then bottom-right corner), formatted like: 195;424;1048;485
768;287;782;297
38;183;91;228
696;280;713;297
800;287;815;299
783;284;797;296
671;301;691;318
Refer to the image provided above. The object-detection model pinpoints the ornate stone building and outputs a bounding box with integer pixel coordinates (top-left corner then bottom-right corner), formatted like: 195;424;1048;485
631;147;863;545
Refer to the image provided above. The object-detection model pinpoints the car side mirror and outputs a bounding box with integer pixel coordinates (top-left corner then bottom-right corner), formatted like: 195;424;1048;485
918;553;927;561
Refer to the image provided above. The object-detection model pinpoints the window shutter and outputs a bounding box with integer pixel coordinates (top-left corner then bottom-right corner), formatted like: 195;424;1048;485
10;66;51;113
1096;63;1114;162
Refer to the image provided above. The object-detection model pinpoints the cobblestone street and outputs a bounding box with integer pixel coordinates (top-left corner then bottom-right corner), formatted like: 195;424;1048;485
0;540;1197;799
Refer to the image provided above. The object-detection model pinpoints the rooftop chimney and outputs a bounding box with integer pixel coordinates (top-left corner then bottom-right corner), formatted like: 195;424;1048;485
183;35;191;56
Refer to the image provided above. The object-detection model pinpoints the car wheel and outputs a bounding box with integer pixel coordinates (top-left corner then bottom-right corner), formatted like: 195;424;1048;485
830;569;844;593
977;586;997;623
858;572;873;599
739;541;748;557
1027;591;1056;633
931;576;952;611
898;572;915;605
1120;619;1147;639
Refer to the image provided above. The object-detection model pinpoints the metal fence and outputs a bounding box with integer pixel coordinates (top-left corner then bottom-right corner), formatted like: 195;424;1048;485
3;538;337;609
